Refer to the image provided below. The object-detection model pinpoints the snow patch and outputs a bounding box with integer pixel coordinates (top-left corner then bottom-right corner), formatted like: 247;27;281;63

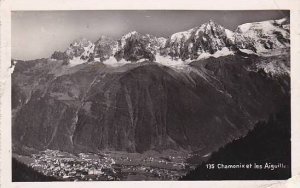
155;55;189;69
136;58;148;63
225;29;234;41
155;47;234;69
275;17;288;24
170;28;194;43
68;57;86;67
212;47;234;58
239;49;256;54
94;57;101;62
237;23;252;33
257;48;290;57
197;52;212;59
257;61;289;76
82;42;95;57
102;56;131;67
187;47;234;61
237;20;280;35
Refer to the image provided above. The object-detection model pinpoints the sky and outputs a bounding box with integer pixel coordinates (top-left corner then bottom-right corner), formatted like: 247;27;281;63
12;10;289;60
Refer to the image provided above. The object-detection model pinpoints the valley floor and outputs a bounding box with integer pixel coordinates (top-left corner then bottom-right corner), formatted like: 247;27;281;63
13;149;196;181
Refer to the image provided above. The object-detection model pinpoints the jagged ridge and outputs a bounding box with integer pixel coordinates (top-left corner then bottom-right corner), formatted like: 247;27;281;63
51;17;290;65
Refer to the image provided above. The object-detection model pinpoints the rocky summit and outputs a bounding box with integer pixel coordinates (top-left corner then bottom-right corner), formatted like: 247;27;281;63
12;17;290;156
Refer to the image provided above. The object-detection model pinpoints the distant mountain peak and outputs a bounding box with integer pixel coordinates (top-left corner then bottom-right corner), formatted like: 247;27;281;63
275;17;289;24
234;18;290;53
96;35;113;41
69;37;92;47
121;31;139;39
205;19;218;26
95;35;115;45
200;20;224;30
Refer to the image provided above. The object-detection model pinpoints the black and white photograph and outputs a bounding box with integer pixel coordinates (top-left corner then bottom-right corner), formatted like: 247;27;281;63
1;1;300;187
9;9;292;181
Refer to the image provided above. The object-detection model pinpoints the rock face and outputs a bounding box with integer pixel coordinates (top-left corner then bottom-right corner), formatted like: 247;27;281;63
163;20;234;60
12;18;290;154
114;31;157;62
65;38;95;61
93;36;118;61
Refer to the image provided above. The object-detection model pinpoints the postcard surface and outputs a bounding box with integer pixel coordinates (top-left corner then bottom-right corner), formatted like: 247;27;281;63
1;0;300;188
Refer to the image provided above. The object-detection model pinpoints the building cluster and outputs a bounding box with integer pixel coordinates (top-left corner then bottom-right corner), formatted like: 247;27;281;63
30;150;118;181
26;149;189;181
117;164;184;180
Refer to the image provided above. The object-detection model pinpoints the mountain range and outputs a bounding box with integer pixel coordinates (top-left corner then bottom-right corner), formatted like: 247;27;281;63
49;17;290;66
12;17;290;156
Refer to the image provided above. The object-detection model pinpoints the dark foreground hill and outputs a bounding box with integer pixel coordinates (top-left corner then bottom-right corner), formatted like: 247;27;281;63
12;158;59;182
181;103;291;180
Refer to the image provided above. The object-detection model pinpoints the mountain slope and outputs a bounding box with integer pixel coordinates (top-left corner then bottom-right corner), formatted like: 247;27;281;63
12;52;290;154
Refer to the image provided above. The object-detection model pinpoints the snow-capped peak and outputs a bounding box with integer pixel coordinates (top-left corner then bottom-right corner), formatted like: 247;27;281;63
121;31;139;40
126;30;138;35
236;18;289;34
275;17;289;25
234;17;290;53
69;38;92;47
120;31;140;48
170;28;194;43
165;20;234;61
236;23;252;33
197;20;226;34
203;20;216;29
65;38;95;67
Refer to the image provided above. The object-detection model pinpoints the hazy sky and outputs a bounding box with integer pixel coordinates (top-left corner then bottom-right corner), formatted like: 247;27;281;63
12;10;289;60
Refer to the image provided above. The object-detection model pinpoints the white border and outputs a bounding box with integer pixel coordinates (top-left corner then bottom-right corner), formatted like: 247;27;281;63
1;0;300;188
